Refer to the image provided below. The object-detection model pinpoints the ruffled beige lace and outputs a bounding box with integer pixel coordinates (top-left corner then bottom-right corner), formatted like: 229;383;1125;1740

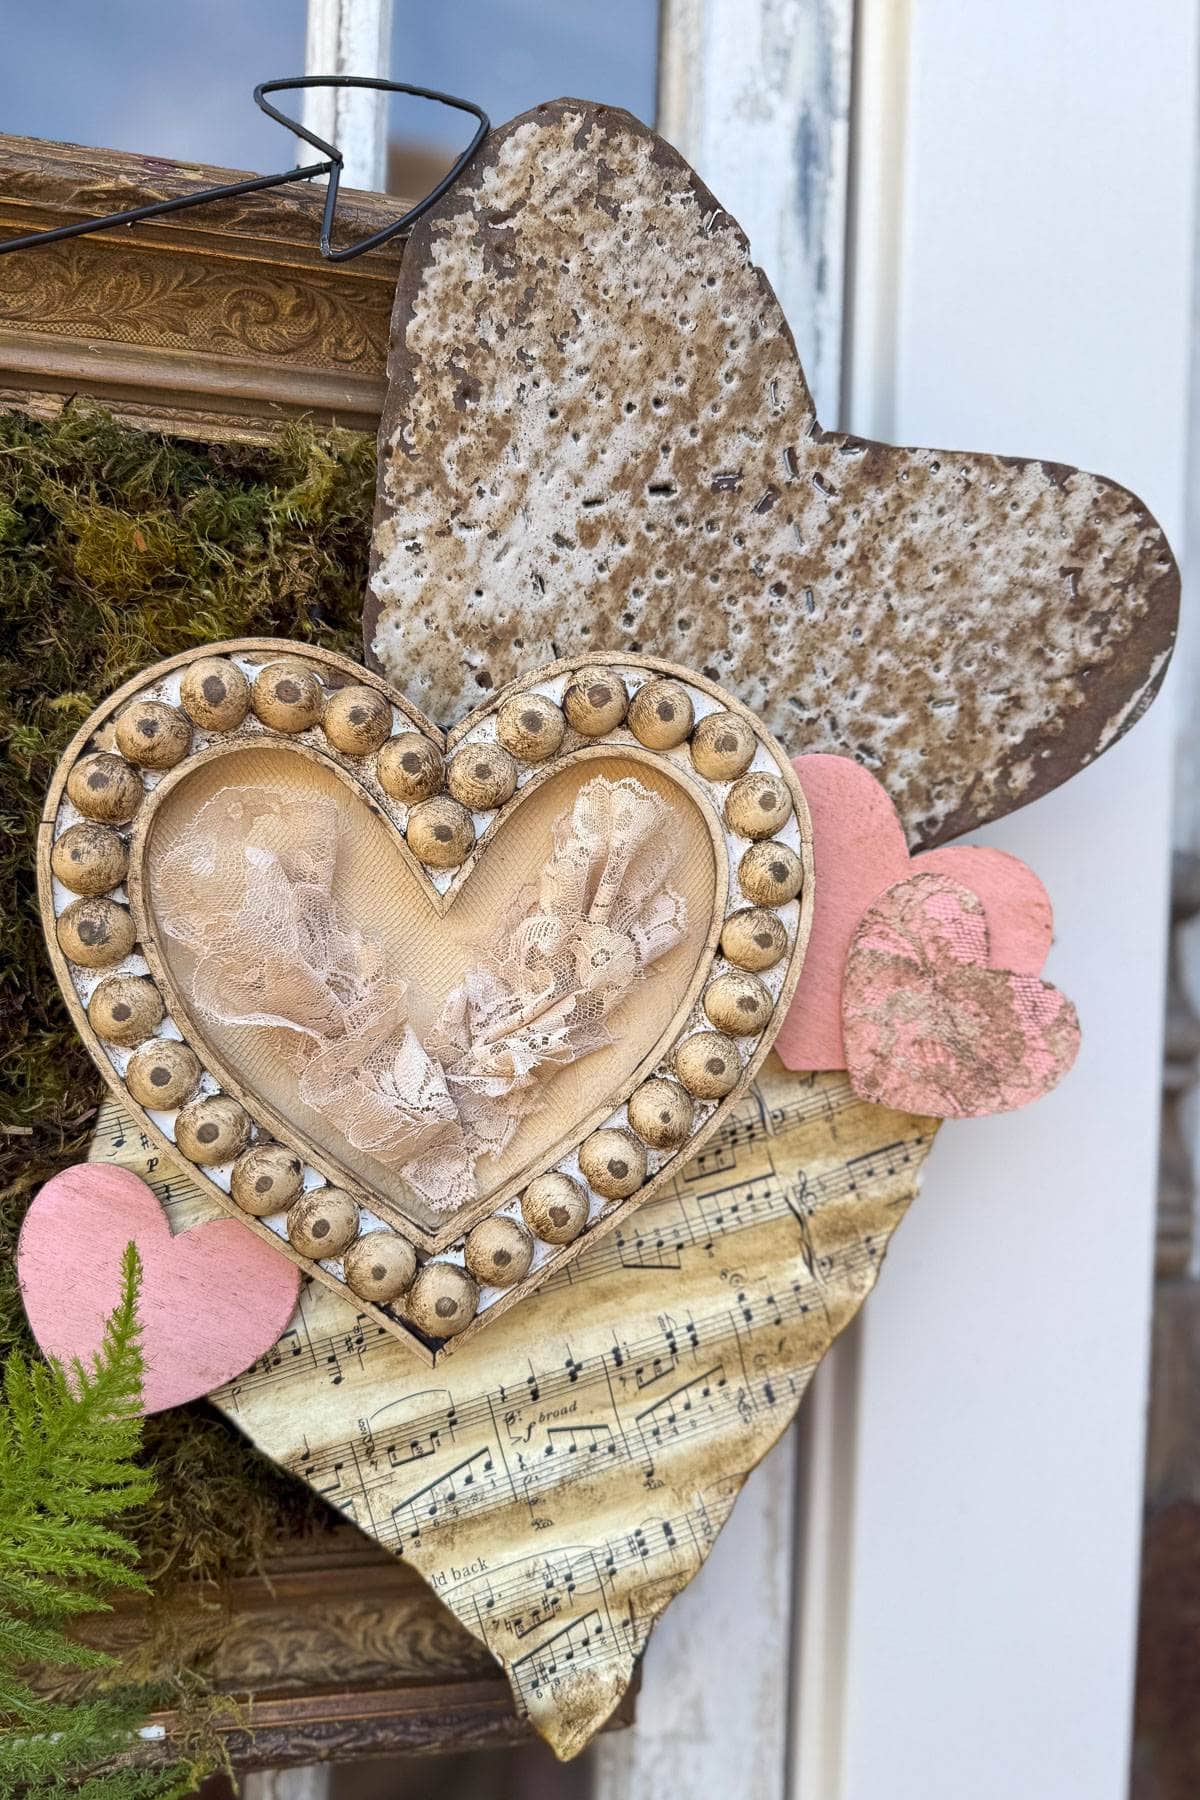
154;777;686;1211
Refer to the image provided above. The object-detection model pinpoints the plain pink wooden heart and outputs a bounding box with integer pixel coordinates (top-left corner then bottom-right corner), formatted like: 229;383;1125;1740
18;1164;300;1414
776;754;1055;1070
841;872;1080;1118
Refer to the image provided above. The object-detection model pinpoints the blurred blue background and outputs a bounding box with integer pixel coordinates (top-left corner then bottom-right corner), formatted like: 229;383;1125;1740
0;0;659;184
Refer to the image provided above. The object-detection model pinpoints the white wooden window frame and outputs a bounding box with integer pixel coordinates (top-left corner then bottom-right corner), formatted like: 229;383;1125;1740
282;4;1195;1796
301;0;393;186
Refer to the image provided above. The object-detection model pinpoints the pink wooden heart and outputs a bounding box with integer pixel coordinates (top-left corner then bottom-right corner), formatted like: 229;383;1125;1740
776;754;1055;1070
18;1165;300;1414
841;873;1080;1118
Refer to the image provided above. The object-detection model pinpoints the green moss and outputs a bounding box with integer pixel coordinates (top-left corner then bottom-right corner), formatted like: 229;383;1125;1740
0;402;378;1601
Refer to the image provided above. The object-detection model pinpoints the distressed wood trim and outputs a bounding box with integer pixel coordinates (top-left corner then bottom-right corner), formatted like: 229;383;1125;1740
1158;850;1200;1278
127;1678;636;1772
0;134;402;441
590;8;855;1796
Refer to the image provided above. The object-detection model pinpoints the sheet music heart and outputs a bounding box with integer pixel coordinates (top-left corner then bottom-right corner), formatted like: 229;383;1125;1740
92;1063;939;1756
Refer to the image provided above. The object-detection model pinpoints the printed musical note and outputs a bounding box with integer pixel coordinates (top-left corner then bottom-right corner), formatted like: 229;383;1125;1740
544;1422;616;1460
387;1446;502;1548
512;1610;608;1698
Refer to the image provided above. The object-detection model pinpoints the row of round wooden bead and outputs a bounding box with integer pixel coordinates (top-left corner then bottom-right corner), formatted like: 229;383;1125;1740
68;973;762;1343
45;660;454;1333
55;650;802;970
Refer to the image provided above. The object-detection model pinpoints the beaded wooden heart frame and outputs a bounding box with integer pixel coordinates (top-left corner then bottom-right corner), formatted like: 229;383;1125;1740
39;641;814;1362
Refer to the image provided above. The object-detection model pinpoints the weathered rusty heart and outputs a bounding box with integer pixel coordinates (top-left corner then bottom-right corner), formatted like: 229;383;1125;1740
366;99;1178;852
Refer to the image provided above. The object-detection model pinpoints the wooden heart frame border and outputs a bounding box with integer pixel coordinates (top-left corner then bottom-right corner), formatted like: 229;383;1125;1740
39;641;814;1363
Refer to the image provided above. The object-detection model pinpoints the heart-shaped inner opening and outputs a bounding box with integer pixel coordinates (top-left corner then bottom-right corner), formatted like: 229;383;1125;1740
141;743;719;1243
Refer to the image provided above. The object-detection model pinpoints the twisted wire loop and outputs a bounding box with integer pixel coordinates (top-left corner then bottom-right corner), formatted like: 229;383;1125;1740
0;77;489;261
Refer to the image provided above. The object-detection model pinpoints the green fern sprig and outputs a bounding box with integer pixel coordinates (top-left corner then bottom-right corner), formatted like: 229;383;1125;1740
0;1243;197;1796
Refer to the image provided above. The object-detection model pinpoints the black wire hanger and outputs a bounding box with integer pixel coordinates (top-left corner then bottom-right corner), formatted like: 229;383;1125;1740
0;76;489;260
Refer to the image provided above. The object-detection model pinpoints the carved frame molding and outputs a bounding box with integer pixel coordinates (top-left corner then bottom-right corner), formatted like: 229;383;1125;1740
0;134;401;442
52;1531;635;1769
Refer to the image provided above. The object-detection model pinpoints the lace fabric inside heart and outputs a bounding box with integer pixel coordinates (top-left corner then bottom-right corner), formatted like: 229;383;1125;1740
141;743;720;1242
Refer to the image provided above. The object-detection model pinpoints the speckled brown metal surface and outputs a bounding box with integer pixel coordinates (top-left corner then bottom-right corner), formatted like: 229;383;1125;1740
365;99;1179;850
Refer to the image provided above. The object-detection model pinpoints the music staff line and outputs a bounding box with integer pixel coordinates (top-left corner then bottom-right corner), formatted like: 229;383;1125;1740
284;1236;868;1494
287;1256;851;1546
499;1489;735;1703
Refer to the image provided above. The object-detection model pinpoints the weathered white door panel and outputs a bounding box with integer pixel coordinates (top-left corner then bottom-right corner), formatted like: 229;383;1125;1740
796;6;1193;1800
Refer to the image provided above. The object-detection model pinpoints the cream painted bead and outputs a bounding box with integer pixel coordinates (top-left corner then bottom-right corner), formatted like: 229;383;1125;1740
521;1171;589;1244
231;1142;305;1217
406;1261;479;1338
57;896;136;969
114;699;191;769
343;1231;418;1302
563;668;628;735
322;684;393;755
725;772;793;839
446;742;518;810
578;1128;647;1199
175;1095;251;1165
287;1186;360;1258
378;732;444;803
720;907;789;972
628;679;694;750
627;1077;695;1150
689;710;756;780
88;975;163;1046
125;1039;201;1110
739;841;804;907
465;1216;535;1287
252;661;324;733
674;1030;742;1099
407;796;475;868
704;971;775;1036
179;657;251;732
66;753;143;823
497;692;566;762
51;822;128;896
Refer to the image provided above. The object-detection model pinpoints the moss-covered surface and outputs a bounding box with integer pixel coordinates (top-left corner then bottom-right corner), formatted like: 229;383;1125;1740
0;402;381;1598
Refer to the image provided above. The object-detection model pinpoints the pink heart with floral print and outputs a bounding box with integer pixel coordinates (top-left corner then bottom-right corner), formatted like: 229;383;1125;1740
775;753;1056;1072
841;872;1080;1117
